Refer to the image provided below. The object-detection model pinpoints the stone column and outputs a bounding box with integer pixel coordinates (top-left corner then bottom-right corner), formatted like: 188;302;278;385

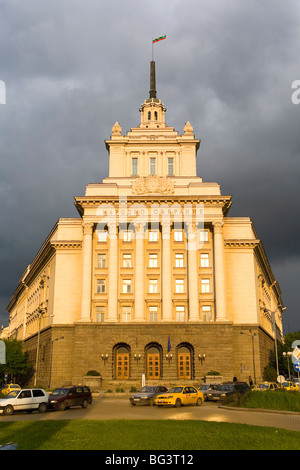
161;221;173;321
134;222;146;321
107;222;119;322
187;222;199;321
213;221;227;321
80;222;94;322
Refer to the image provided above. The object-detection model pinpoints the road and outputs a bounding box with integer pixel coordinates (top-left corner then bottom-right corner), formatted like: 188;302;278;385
0;397;299;432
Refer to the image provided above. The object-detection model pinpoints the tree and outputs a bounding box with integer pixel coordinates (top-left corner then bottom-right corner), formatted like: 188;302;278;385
0;339;33;386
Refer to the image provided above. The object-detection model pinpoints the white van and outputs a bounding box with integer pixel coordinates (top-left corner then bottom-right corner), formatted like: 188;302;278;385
0;388;49;415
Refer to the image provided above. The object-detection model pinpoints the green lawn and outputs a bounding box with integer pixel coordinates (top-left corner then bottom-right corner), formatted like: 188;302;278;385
0;419;299;450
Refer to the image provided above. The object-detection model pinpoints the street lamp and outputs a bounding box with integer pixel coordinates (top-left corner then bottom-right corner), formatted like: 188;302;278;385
283;351;292;380
240;330;257;384
263;306;286;377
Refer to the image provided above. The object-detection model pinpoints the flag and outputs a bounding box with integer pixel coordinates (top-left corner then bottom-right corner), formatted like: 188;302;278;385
168;336;171;352
153;35;166;44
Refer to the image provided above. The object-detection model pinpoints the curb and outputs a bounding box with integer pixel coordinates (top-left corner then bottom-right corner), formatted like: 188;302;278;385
219;405;300;416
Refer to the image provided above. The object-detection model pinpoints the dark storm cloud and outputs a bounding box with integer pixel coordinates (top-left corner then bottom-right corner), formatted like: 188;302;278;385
0;0;299;333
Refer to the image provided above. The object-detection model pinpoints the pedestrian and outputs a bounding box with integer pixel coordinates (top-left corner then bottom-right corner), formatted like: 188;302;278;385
233;376;238;382
249;376;253;387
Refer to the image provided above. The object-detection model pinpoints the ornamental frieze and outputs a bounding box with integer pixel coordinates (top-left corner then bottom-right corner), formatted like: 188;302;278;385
132;175;174;195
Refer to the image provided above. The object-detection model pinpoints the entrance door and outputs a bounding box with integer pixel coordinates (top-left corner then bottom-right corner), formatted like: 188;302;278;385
178;348;191;379
147;347;160;379
116;348;129;379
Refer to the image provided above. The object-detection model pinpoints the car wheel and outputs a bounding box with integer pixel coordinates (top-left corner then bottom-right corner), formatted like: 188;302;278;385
38;403;47;413
82;399;88;408
175;398;181;408
196;398;203;406
4;405;14;416
58;402;66;411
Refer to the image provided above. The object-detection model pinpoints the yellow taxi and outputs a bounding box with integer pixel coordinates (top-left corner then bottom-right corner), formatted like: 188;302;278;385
1;384;21;396
281;381;299;391
253;382;279;391
154;386;204;407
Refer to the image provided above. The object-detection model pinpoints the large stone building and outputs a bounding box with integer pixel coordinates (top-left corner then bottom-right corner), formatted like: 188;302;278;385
6;62;284;389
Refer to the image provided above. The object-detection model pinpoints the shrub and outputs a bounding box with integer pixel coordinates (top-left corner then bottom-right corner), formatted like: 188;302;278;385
86;370;101;376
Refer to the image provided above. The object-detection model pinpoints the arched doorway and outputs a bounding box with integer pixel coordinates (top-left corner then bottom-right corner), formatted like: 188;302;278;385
115;345;130;379
177;345;192;380
146;345;161;380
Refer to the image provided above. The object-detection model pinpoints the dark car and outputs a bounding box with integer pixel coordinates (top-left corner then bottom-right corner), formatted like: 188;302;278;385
48;385;92;411
130;386;168;406
207;382;251;402
197;384;221;401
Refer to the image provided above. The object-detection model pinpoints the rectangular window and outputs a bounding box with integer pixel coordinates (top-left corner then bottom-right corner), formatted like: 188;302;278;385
150;157;156;175
149;253;158;267
168;157;174;175
199;230;209;242
97;230;107;242
132;158;138;175
176;306;185;322
174;230;183;242
175;279;184;293
97;254;106;268
123;230;132;242
200;253;209;267
202;306;212;322
123;253;132;267
149;306;158;322
122;306;131;322
96;279;105;293
96;306;105;322
149;230;158;242
175;253;184;267
149;279;158;293
201;279;210;293
122;279;132;293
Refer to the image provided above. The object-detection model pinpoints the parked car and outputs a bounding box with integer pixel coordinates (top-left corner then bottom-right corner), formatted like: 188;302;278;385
253;382;279;391
48;385;92;411
207;382;251;401
130;386;168;406
0;384;21;396
154;386;204;407
197;384;220;401
280;381;299;391
0;388;48;415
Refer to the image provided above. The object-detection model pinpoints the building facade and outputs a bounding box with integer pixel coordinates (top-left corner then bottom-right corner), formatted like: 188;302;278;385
6;62;284;389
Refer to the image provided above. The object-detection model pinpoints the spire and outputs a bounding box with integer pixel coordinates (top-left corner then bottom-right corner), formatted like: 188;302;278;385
149;60;156;99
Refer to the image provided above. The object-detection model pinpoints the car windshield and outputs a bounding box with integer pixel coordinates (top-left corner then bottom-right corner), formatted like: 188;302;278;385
199;385;210;390
50;388;70;396
220;385;235;392
5;391;19;398
139;387;156;393
168;387;183;393
257;384;269;389
282;382;290;387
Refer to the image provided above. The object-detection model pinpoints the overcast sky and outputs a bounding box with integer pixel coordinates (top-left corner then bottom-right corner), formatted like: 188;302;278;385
0;0;299;334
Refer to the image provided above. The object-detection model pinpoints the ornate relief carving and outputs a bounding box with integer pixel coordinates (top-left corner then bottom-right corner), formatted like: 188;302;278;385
112;121;122;135
132;175;174;195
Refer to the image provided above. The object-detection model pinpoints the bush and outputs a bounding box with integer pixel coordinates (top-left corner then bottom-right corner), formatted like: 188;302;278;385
206;370;221;376
130;386;137;392
86;370;101;376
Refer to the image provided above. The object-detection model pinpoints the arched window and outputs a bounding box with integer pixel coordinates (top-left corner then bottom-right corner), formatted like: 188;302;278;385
154;111;158;120
148;111;151;120
146;345;161;379
115;345;130;379
177;345;192;380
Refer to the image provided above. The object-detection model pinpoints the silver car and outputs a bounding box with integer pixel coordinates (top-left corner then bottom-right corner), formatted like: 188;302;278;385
130;386;168;406
0;388;49;415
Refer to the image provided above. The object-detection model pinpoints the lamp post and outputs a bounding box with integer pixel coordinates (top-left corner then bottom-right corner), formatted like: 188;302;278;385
263;306;286;377
283;351;292;380
240;330;257;384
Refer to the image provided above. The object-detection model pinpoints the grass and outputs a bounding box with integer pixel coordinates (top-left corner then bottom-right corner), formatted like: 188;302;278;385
0;419;299;450
225;390;300;412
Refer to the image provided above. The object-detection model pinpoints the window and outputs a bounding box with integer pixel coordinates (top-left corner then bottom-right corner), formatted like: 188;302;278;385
96;279;105;293
154;111;158;120
175;279;184;293
200;253;209;267
97;230;107;242
132;158;138;176
149;230;158;242
123;230;132;242
176;306;185;322
149;279;158;293
148;111;151;120
199;230;209;242
149;253;158;267
175;253;184;267
202;306;212;322
123;253;132;267
174;230;183;242
97;254;106;268
96;306;105;322
149;306;158;322
201;279;210;293
168;158;174;175
122;306;131;322
150;158;156;175
122;279;132;293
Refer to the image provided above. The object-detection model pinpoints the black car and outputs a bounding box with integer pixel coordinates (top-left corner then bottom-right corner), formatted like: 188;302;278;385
48;385;92;411
130;386;168;406
206;382;251;402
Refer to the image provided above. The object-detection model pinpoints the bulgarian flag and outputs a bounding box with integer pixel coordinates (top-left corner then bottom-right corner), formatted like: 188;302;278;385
153;35;166;43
